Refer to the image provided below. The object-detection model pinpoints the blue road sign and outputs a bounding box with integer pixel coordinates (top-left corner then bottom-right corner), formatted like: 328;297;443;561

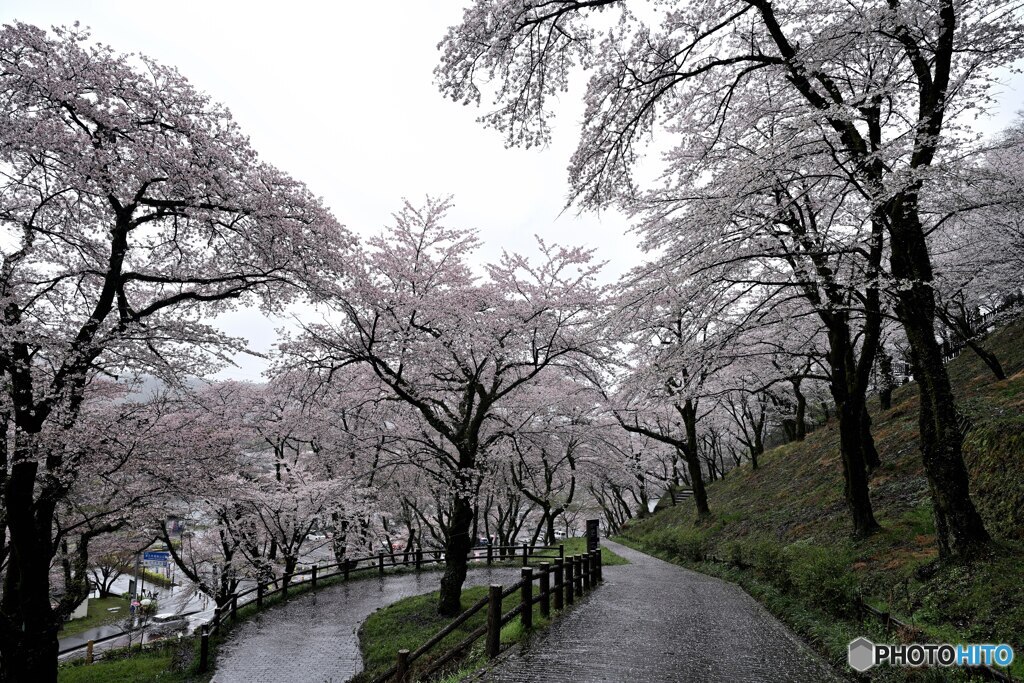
143;551;170;562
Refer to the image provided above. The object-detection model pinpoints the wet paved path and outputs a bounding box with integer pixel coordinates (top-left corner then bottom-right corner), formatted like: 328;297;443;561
480;540;843;683
212;566;522;683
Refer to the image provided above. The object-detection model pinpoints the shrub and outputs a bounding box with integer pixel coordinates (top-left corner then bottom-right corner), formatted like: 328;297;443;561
637;527;708;562
747;540;790;589
724;541;746;568
666;529;708;562
786;544;856;617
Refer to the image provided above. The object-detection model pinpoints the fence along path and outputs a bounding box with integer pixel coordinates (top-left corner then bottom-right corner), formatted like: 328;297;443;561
208;544;566;682
375;550;603;683
60;543;563;665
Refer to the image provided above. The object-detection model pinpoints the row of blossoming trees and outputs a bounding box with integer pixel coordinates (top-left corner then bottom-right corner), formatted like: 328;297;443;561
3;2;1024;680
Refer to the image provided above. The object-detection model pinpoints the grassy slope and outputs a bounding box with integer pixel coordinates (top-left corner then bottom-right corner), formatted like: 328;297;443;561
58;640;204;683
59;597;130;638
622;318;1024;680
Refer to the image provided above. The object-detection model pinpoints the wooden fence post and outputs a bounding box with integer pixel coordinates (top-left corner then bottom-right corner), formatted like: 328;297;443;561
522;544;528;567
85;640;94;664
559;543;565;560
487;584;502;659
378;551;385;575
565;556;575;605
231;594;238;621
596;549;603;582
199;626;210;673
344;558;351;580
521;567;533;630
396;648;410;683
311;564;318;589
574;555;584;595
212;606;222;636
282;574;289;599
487;540;493;566
582;554;591;592
539;562;551;619
416;547;423;571
553;558;564;610
256;582;264;608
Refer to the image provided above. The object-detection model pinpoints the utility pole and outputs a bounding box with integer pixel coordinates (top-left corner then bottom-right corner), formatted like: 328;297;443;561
132;552;141;600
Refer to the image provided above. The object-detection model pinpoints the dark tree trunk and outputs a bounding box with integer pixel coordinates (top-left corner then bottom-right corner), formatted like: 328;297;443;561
861;410;881;471
889;197;991;559
679;399;710;517
879;386;893;411
965;339;1007;381
878;351;895;410
781;419;797;443
545;514;557;545
937;303;1007;382
2;462;61;683
827;328;881;537
0;623;58;683
437;468;475;616
835;399;881;537
792;378;807;441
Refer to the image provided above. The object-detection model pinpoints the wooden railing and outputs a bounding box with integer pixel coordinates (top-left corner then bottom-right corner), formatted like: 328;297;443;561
60;542;565;670
195;543;564;672
855;597;1014;683
372;549;604;683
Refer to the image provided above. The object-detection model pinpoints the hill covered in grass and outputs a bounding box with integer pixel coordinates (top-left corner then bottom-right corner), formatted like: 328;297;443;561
621;318;1024;681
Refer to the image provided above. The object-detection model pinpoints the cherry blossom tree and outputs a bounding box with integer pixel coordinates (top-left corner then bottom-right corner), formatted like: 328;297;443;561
437;0;1024;557
86;528;153;599
589;424;675;530
286;197;604;615
601;270;742;518
930;122;1024;380
498;373;598;544
0;23;349;680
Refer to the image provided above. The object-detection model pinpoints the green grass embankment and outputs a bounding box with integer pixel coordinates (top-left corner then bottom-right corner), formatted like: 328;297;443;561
621;318;1024;681
59;597;131;639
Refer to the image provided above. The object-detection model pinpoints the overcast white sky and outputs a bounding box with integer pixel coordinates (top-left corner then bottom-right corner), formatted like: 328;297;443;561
4;2;1022;380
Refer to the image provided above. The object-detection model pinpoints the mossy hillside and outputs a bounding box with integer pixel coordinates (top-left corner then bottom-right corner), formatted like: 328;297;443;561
622;318;1024;680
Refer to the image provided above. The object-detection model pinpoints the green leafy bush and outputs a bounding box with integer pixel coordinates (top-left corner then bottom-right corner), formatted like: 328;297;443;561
747;540;790;589
724;541;746;568
636;527;708;562
786;544;856;617
666;529;708;562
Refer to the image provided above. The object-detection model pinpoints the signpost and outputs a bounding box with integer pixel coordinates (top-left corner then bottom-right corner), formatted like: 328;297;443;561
143;550;170;565
586;519;600;552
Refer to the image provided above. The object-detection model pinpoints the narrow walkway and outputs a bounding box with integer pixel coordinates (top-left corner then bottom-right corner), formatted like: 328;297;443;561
212;566;522;683
479;540;842;683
